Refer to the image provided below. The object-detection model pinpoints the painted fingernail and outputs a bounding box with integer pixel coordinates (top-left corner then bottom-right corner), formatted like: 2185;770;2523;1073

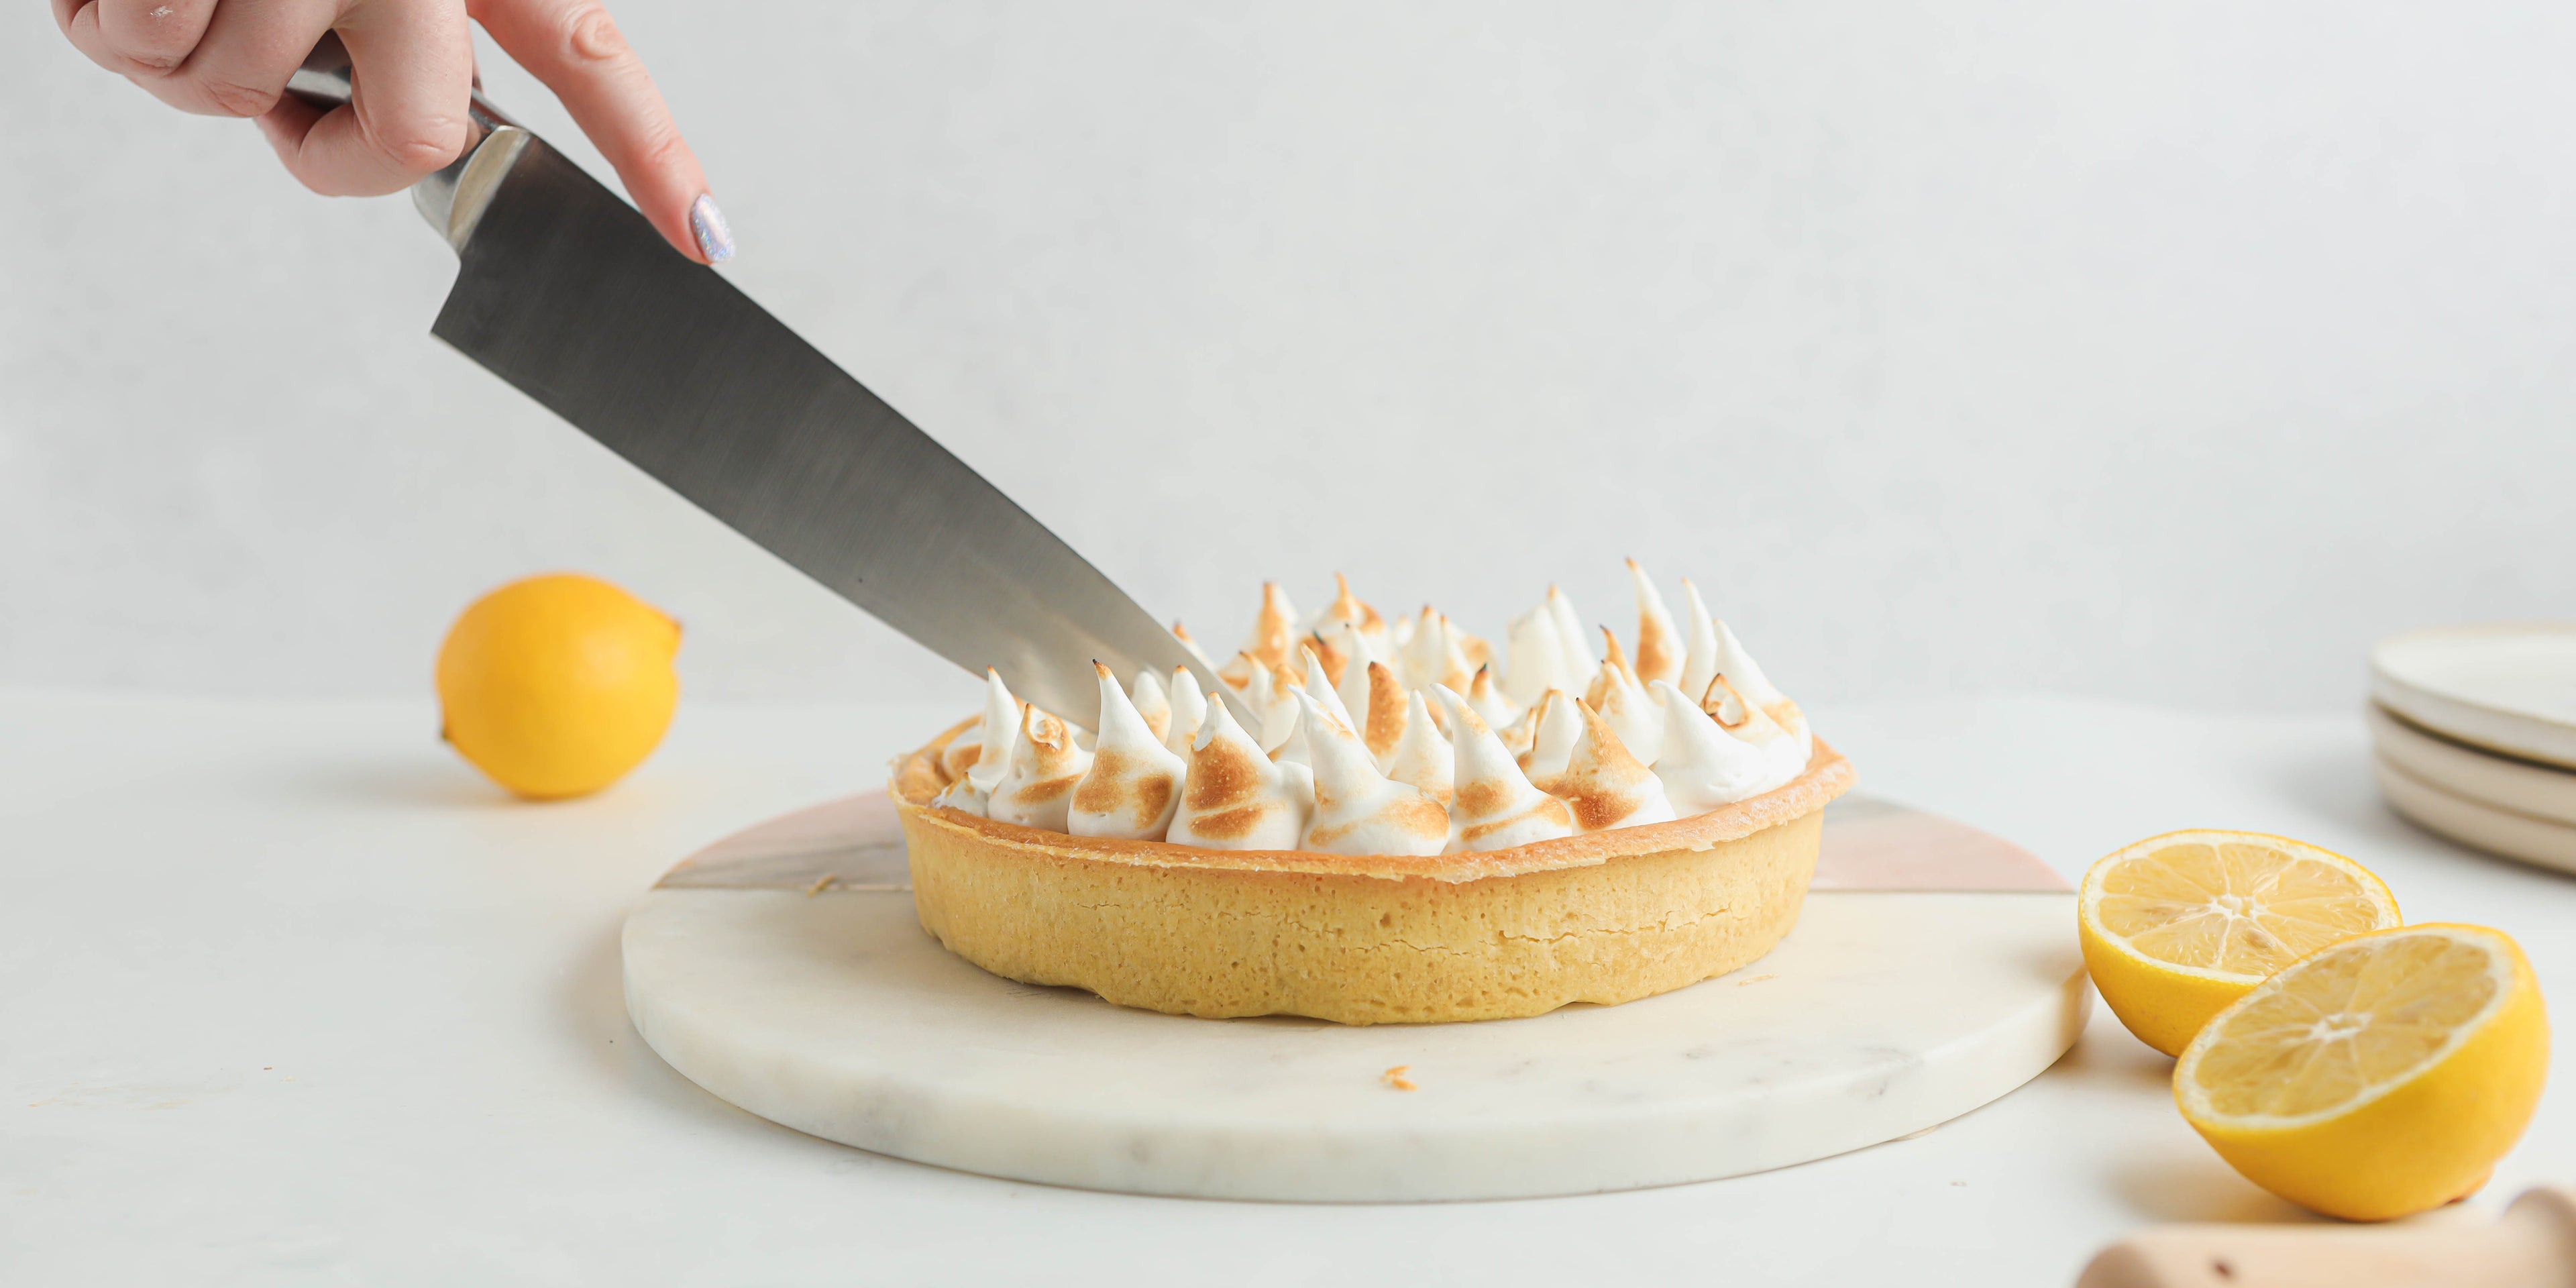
690;193;735;264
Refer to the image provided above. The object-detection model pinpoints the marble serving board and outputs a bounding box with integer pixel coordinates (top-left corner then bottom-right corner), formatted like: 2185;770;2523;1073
623;794;2087;1201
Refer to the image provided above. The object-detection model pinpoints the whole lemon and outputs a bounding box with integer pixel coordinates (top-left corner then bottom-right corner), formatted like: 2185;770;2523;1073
435;574;681;799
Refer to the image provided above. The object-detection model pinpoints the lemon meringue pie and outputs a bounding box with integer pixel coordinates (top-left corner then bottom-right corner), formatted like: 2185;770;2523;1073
891;564;1852;1025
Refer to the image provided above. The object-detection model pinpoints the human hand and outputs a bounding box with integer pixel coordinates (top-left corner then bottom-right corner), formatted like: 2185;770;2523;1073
52;0;732;264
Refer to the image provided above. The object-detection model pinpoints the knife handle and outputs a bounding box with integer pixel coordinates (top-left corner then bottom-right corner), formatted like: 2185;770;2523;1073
2074;1187;2576;1288
284;33;531;252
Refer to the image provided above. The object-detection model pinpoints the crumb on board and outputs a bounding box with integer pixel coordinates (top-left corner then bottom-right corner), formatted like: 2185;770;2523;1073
1737;973;1778;986
1381;1065;1417;1092
804;873;835;897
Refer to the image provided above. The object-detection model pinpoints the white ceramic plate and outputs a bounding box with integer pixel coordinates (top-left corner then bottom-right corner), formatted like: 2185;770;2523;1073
2367;703;2576;826
2374;753;2576;875
2371;623;2576;770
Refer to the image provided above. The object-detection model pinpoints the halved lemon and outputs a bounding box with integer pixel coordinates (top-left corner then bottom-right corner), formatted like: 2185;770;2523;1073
2176;924;2548;1221
2080;830;2399;1057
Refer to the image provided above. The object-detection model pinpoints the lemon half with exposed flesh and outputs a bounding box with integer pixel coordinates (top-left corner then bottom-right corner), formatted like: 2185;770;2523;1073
2176;923;2548;1221
2080;830;2399;1057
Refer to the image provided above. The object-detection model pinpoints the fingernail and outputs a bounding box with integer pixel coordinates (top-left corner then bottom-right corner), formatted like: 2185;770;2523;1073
690;193;735;264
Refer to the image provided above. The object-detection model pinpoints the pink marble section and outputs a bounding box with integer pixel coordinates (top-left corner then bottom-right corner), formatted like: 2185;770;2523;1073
655;792;2066;894
656;794;908;891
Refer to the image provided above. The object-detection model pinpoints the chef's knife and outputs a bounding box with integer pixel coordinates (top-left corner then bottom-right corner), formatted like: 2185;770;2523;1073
286;36;1243;731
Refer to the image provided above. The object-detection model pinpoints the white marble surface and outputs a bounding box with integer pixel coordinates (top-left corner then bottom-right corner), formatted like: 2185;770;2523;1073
626;885;2082;1200
7;691;2576;1285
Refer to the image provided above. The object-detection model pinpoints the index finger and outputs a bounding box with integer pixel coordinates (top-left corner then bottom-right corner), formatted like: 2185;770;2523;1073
468;0;728;264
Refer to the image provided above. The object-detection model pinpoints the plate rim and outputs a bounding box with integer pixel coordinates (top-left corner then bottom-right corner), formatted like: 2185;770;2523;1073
2369;622;2576;771
2373;751;2576;873
2365;702;2576;826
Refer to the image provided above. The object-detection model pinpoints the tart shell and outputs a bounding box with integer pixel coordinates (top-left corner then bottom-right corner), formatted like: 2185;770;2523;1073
890;720;1854;1025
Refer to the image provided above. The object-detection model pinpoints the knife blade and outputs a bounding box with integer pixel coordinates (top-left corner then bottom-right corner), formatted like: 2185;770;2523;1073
288;38;1242;731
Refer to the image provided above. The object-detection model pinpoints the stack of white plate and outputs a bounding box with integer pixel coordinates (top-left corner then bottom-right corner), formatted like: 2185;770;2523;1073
2369;623;2576;873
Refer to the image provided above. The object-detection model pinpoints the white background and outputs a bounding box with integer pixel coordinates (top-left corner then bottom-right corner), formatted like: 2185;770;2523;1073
7;1;2572;711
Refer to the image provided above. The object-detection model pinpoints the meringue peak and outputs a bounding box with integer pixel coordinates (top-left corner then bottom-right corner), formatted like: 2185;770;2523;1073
987;702;1094;833
1649;680;1772;815
1328;625;1383;739
1129;667;1172;744
1297;694;1448;857
1163;666;1208;759
1171;620;1218;674
1593;652;1666;769
1171;699;1307;850
1628;559;1682;687
1232;582;1299;674
1536;700;1676;833
1301;644;1359;733
1241;653;1303;754
1069;662;1187;840
1713;619;1784;708
1362;660;1409;767
967;668;1021;792
1381;688;1454;804
1430;685;1574;853
1401;606;1475;694
1302;572;1387;646
1518;689;1584;781
1676;579;1721;707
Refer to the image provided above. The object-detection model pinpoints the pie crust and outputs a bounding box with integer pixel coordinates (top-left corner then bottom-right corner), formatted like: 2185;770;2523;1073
890;719;1855;1024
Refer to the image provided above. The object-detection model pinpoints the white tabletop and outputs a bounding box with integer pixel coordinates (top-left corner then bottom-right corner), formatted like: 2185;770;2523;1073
6;690;2571;1286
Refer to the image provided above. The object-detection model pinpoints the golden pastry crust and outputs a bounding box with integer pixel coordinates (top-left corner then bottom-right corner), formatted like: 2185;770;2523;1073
890;720;1852;1024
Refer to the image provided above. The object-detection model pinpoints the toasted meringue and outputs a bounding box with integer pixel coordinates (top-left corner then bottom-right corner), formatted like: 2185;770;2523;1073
1171;620;1218;674
938;733;984;785
1547;586;1595;676
1300;573;1389;657
1242;654;1304;754
1456;627;1493;673
1068;663;1187;841
987;703;1094;832
1650;680;1774;814
1163;666;1208;759
1229;582;1299;676
1400;607;1475;694
1537;700;1678;833
1296;694;1449;856
1389;610;1416;655
1495;701;1539;758
1591;648;1665;769
1585;626;1631;709
1430;686;1576;852
1381;688;1454;804
1703;676;1807;791
1328;624;1382;730
966;669;1021;793
1713;619;1785;708
1303;631;1349;690
1129;668;1173;745
1170;700;1307;850
1466;663;1522;731
1677;580;1722;708
1504;605;1574;706
930;773;988;816
1628;559;1683;687
1300;645;1359;733
1518;689;1583;781
1361;660;1409;767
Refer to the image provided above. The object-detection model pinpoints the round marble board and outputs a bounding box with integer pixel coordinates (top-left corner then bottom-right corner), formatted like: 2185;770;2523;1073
623;794;2087;1201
